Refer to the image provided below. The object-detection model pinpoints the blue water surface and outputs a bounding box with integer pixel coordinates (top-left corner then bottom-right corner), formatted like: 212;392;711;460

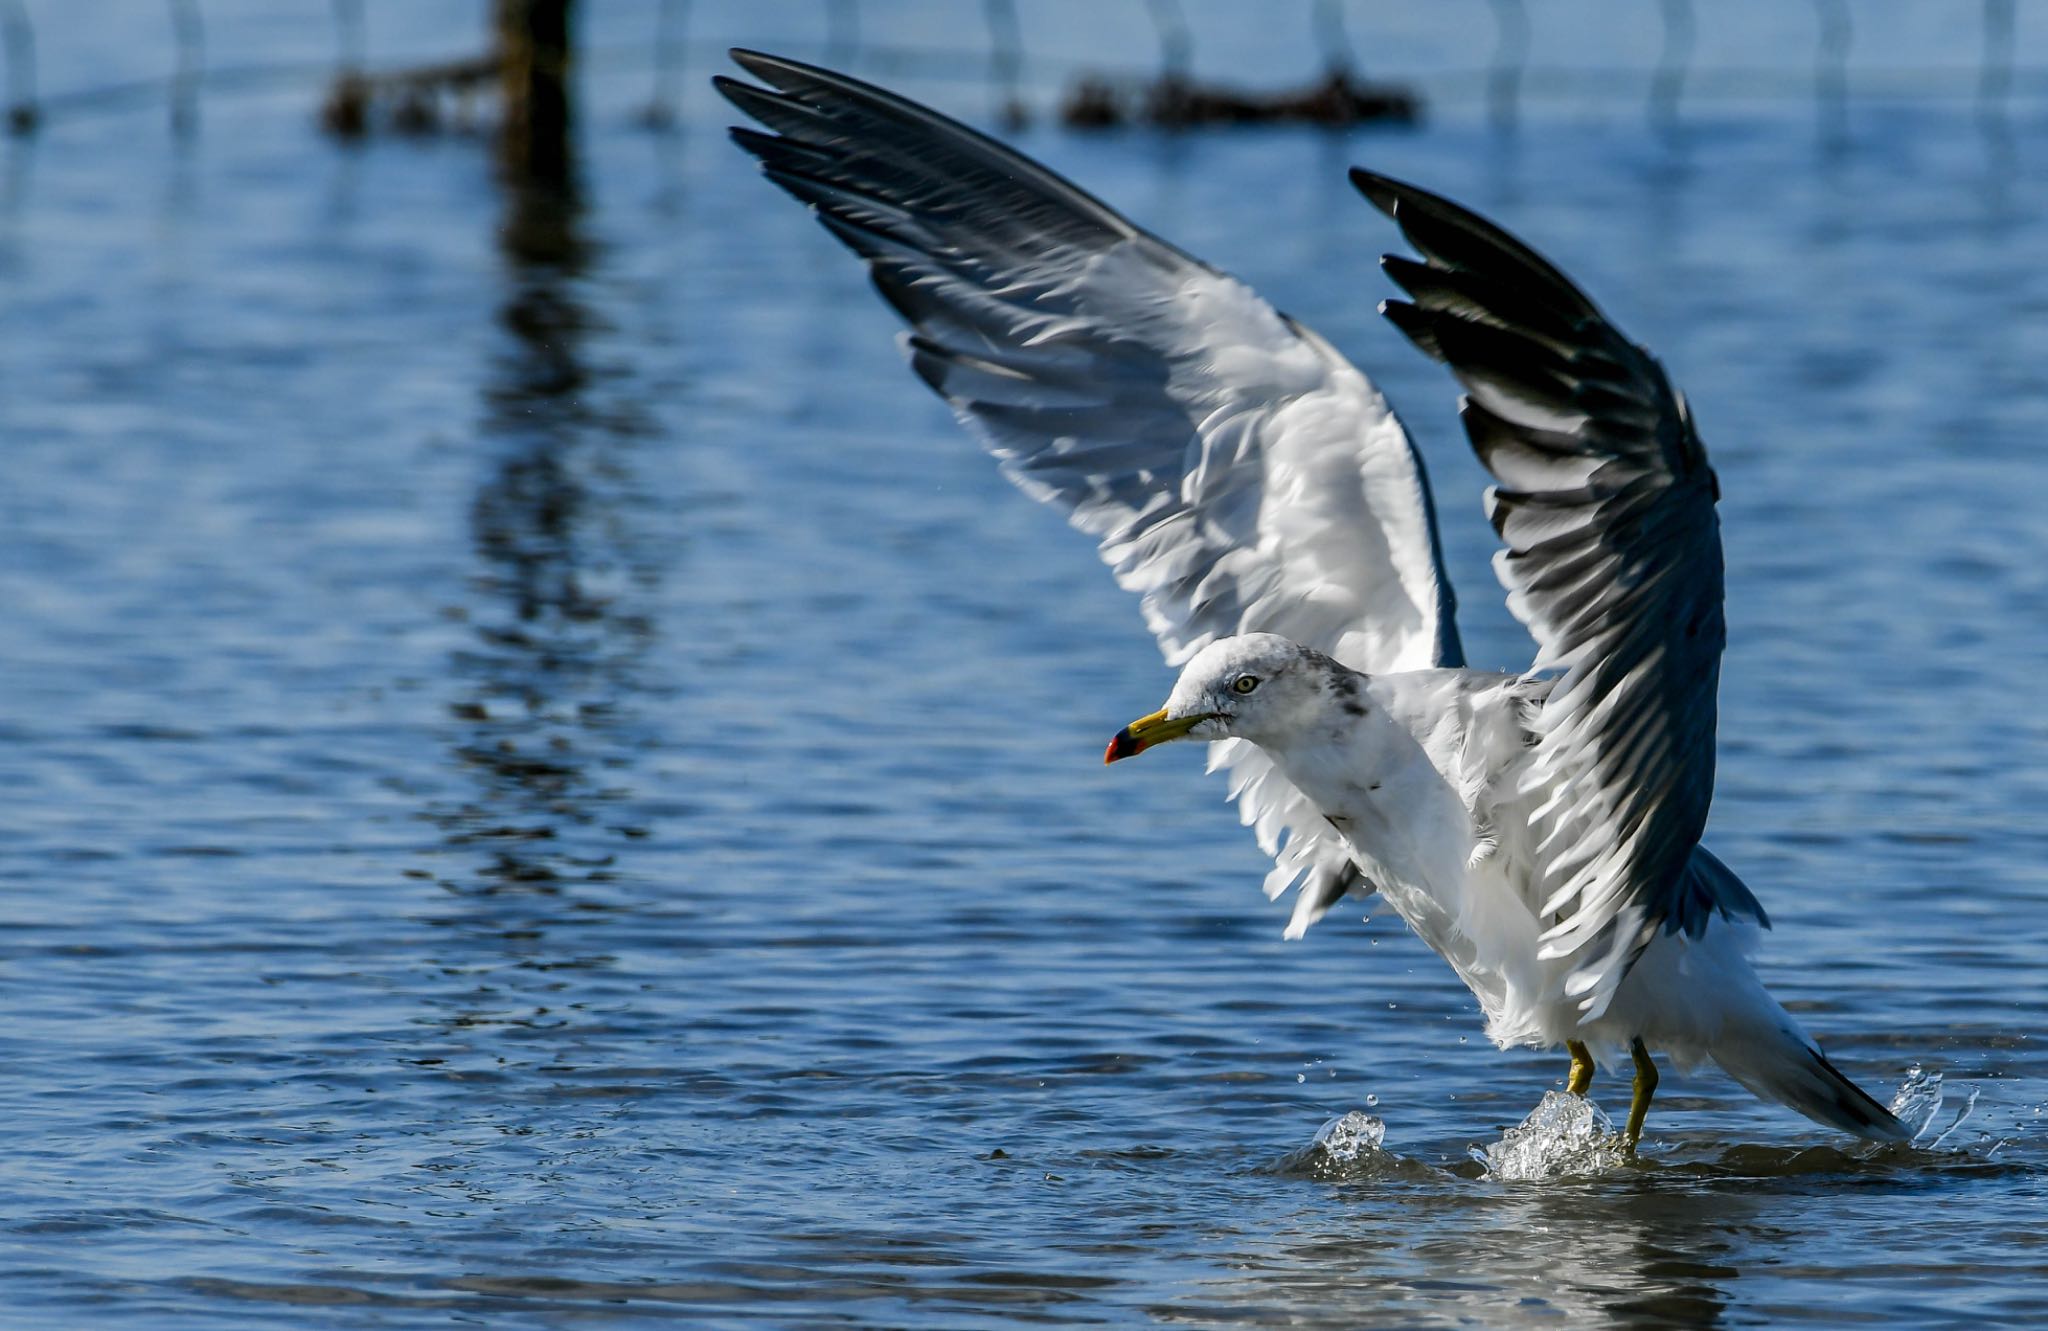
2;3;2048;1327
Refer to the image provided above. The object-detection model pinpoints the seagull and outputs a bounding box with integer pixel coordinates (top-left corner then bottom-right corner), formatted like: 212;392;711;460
717;50;1908;1147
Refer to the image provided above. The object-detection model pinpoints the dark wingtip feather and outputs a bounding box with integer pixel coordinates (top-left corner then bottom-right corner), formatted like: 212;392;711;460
1356;167;1601;325
1350;168;1476;240
1379;299;1446;362
1417;311;1586;415
1379;253;1437;302
728;47;810;85
903;332;954;396
713;75;800;129
1348;167;1404;219
725;122;781;158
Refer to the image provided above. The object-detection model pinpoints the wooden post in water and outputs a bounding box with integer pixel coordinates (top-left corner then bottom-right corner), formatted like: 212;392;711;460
1979;0;2016;133
1486;0;1527;133
0;0;36;134
1650;0;1693;135
496;0;574;186
169;0;203;137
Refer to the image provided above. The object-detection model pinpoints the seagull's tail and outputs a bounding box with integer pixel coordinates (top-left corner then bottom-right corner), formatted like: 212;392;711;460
1710;1005;1910;1142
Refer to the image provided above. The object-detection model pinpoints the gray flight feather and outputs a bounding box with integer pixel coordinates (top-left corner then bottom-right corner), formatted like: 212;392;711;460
721;51;1465;931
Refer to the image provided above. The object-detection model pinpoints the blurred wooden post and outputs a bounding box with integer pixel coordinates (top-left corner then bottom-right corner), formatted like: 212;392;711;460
824;0;858;67
984;0;1026;128
1979;0;2015;131
1;0;35;134
332;0;365;75
1486;0;1527;133
639;0;686;129
1650;0;1693;134
1143;0;1192;81
497;0;574;186
322;0;367;137
1813;0;1850;147
1313;0;1353;76
169;0;203;137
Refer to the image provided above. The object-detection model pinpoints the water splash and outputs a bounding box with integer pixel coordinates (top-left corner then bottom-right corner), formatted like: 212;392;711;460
1275;1109;1410;1180
1314;1109;1387;1160
1886;1066;1986;1152
1474;1091;1631;1181
1889;1066;1945;1141
1928;1085;1981;1150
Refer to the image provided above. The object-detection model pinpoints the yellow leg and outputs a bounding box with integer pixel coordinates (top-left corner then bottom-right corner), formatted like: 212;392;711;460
1566;1040;1594;1097
1624;1038;1659;1149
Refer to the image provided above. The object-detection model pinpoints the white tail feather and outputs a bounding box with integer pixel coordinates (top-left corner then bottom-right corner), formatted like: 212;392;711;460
1711;1007;1910;1142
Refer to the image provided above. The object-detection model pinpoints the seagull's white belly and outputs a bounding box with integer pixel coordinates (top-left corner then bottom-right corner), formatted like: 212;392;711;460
1281;709;1559;1047
1345;798;1769;1062
1275;681;1768;1060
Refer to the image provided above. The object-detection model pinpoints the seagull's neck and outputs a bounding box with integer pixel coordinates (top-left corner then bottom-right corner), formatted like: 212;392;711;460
1249;678;1428;812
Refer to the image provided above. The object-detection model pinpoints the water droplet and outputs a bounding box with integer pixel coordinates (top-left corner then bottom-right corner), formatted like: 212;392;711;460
1296;1073;1305;1083
1365;1093;1378;1107
1457;1036;1468;1044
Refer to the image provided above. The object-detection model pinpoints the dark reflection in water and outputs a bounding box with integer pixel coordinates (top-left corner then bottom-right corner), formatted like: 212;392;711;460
1210;1180;1736;1329
409;150;675;1073
430;122;659;960
1511;1187;1735;1330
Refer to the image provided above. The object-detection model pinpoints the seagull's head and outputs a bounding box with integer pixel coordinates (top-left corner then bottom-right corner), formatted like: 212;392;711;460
1105;633;1346;763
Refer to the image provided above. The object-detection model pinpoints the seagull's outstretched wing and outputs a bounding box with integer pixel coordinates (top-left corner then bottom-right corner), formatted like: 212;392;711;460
1358;169;1760;1019
719;52;1462;934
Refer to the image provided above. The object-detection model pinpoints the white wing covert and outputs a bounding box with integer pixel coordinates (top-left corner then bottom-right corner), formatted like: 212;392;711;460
719;52;1462;932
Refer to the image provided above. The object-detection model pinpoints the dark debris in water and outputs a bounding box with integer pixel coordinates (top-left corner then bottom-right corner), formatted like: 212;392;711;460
1060;70;1421;129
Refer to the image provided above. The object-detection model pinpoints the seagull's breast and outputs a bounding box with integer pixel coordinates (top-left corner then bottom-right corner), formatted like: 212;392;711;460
1264;669;1556;1043
1278;687;1479;907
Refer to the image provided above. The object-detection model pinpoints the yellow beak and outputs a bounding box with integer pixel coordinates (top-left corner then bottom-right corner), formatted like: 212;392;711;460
1103;708;1211;764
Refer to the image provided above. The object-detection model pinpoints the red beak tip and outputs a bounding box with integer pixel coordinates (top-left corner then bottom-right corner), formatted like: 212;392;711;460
1104;730;1144;764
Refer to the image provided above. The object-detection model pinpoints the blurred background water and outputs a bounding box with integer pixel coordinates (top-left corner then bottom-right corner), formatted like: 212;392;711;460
3;2;2048;1326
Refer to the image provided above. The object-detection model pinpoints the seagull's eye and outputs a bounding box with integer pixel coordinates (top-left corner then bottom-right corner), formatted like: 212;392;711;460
1232;675;1260;695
